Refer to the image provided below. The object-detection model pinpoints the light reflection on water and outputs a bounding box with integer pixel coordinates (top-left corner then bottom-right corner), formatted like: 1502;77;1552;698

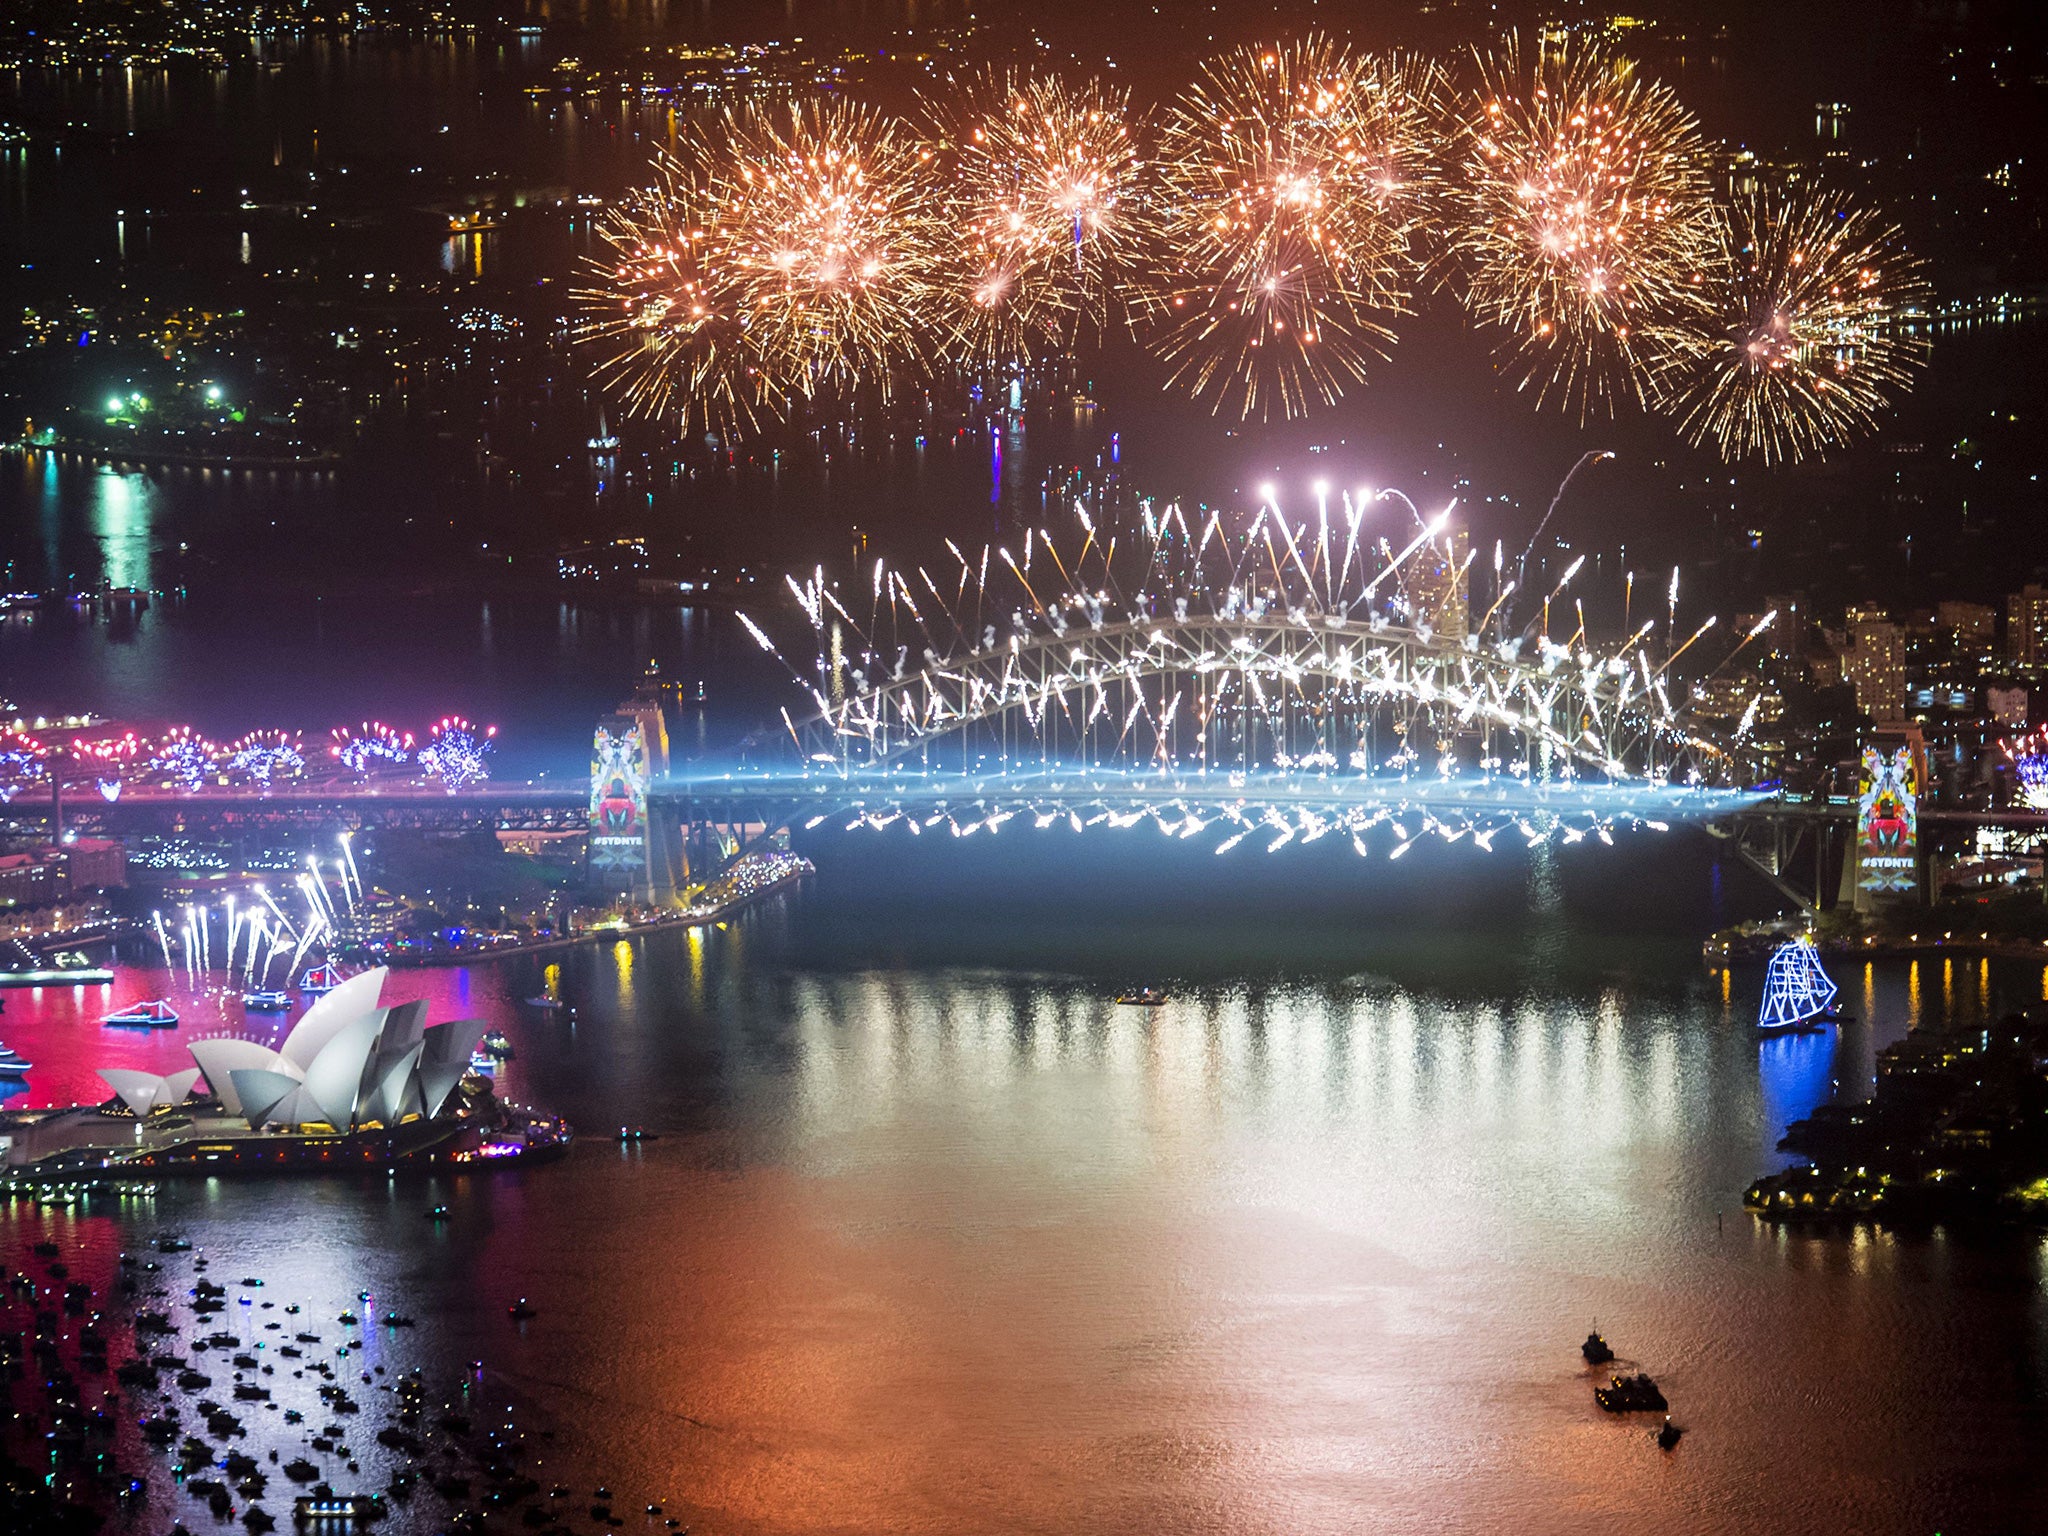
2;884;2046;1535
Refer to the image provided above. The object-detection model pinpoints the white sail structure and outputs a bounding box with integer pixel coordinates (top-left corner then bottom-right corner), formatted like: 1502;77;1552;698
183;968;489;1131
99;1067;202;1118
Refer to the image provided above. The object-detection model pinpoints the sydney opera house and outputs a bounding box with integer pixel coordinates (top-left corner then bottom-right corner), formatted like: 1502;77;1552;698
3;969;569;1176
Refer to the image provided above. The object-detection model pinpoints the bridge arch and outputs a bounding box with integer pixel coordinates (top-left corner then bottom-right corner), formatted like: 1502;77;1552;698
771;616;1751;788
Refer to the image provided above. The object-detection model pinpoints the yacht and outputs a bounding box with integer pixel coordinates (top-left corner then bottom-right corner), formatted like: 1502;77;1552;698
0;1041;30;1076
101;1000;180;1029
242;990;293;1012
299;962;344;994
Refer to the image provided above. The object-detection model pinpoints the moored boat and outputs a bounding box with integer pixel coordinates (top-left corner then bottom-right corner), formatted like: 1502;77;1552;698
101;1000;180;1029
298;962;344;994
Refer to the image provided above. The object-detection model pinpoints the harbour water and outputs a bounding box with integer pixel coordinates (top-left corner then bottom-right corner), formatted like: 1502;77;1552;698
5;835;2047;1535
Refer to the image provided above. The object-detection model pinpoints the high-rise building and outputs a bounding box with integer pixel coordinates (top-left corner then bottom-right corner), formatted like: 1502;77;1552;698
2006;585;2048;669
1841;607;1906;722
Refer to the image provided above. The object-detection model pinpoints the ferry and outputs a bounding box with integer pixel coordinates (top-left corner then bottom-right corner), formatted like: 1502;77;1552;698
0;1042;31;1077
242;990;293;1012
1757;938;1843;1036
299;963;344;995
101;1000;180;1029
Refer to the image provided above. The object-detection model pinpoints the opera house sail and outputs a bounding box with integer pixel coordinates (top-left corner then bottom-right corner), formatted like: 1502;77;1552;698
2;968;569;1178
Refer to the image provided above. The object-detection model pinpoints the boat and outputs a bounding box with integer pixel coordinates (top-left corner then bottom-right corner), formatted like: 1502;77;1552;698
467;1049;496;1072
0;1042;30;1077
242;990;293;1011
1657;1417;1684;1450
507;1298;537;1321
102;1000;180;1029
299;963;344;994
523;995;563;1010
1757;937;1841;1035
1116;988;1168;1007
1594;1373;1668;1413
479;1030;514;1058
1581;1330;1614;1365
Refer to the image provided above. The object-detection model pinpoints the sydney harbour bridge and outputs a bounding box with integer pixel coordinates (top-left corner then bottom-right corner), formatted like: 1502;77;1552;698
16;497;1926;910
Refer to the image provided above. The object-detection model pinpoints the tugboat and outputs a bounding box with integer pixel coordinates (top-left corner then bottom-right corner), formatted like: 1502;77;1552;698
1581;1329;1614;1366
1757;937;1842;1036
1115;987;1168;1007
242;990;293;1012
101;999;180;1029
0;1040;31;1077
1594;1373;1668;1413
298;962;344;995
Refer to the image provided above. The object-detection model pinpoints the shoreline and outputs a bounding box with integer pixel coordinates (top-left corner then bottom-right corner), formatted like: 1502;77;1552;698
374;864;812;970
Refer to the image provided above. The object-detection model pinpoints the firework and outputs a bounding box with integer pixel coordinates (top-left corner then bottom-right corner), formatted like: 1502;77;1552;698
1446;33;1719;415
0;733;45;803
924;70;1151;364
2006;730;2048;811
1146;39;1433;417
1657;182;1930;463
699;97;943;404
149;727;221;791
419;716;496;794
575;154;784;434
330;721;415;777
1146;37;1432;418
227;731;307;790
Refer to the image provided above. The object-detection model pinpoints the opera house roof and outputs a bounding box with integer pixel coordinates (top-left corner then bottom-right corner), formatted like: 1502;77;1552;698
99;968;488;1134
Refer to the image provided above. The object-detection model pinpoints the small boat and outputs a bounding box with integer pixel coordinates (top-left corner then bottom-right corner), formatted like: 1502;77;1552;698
1657;1416;1684;1450
507;1298;537;1321
424;1206;449;1221
1594;1373;1668;1413
523;995;563;1010
242;990;293;1012
1116;987;1168;1007
1581;1330;1614;1366
0;1042;31;1076
480;1030;514;1058
615;1126;655;1143
1757;938;1839;1036
467;1049;496;1072
102;1000;180;1029
299;963;344;994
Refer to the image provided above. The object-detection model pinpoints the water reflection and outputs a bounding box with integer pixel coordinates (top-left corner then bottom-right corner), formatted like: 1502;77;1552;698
3;902;2047;1534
